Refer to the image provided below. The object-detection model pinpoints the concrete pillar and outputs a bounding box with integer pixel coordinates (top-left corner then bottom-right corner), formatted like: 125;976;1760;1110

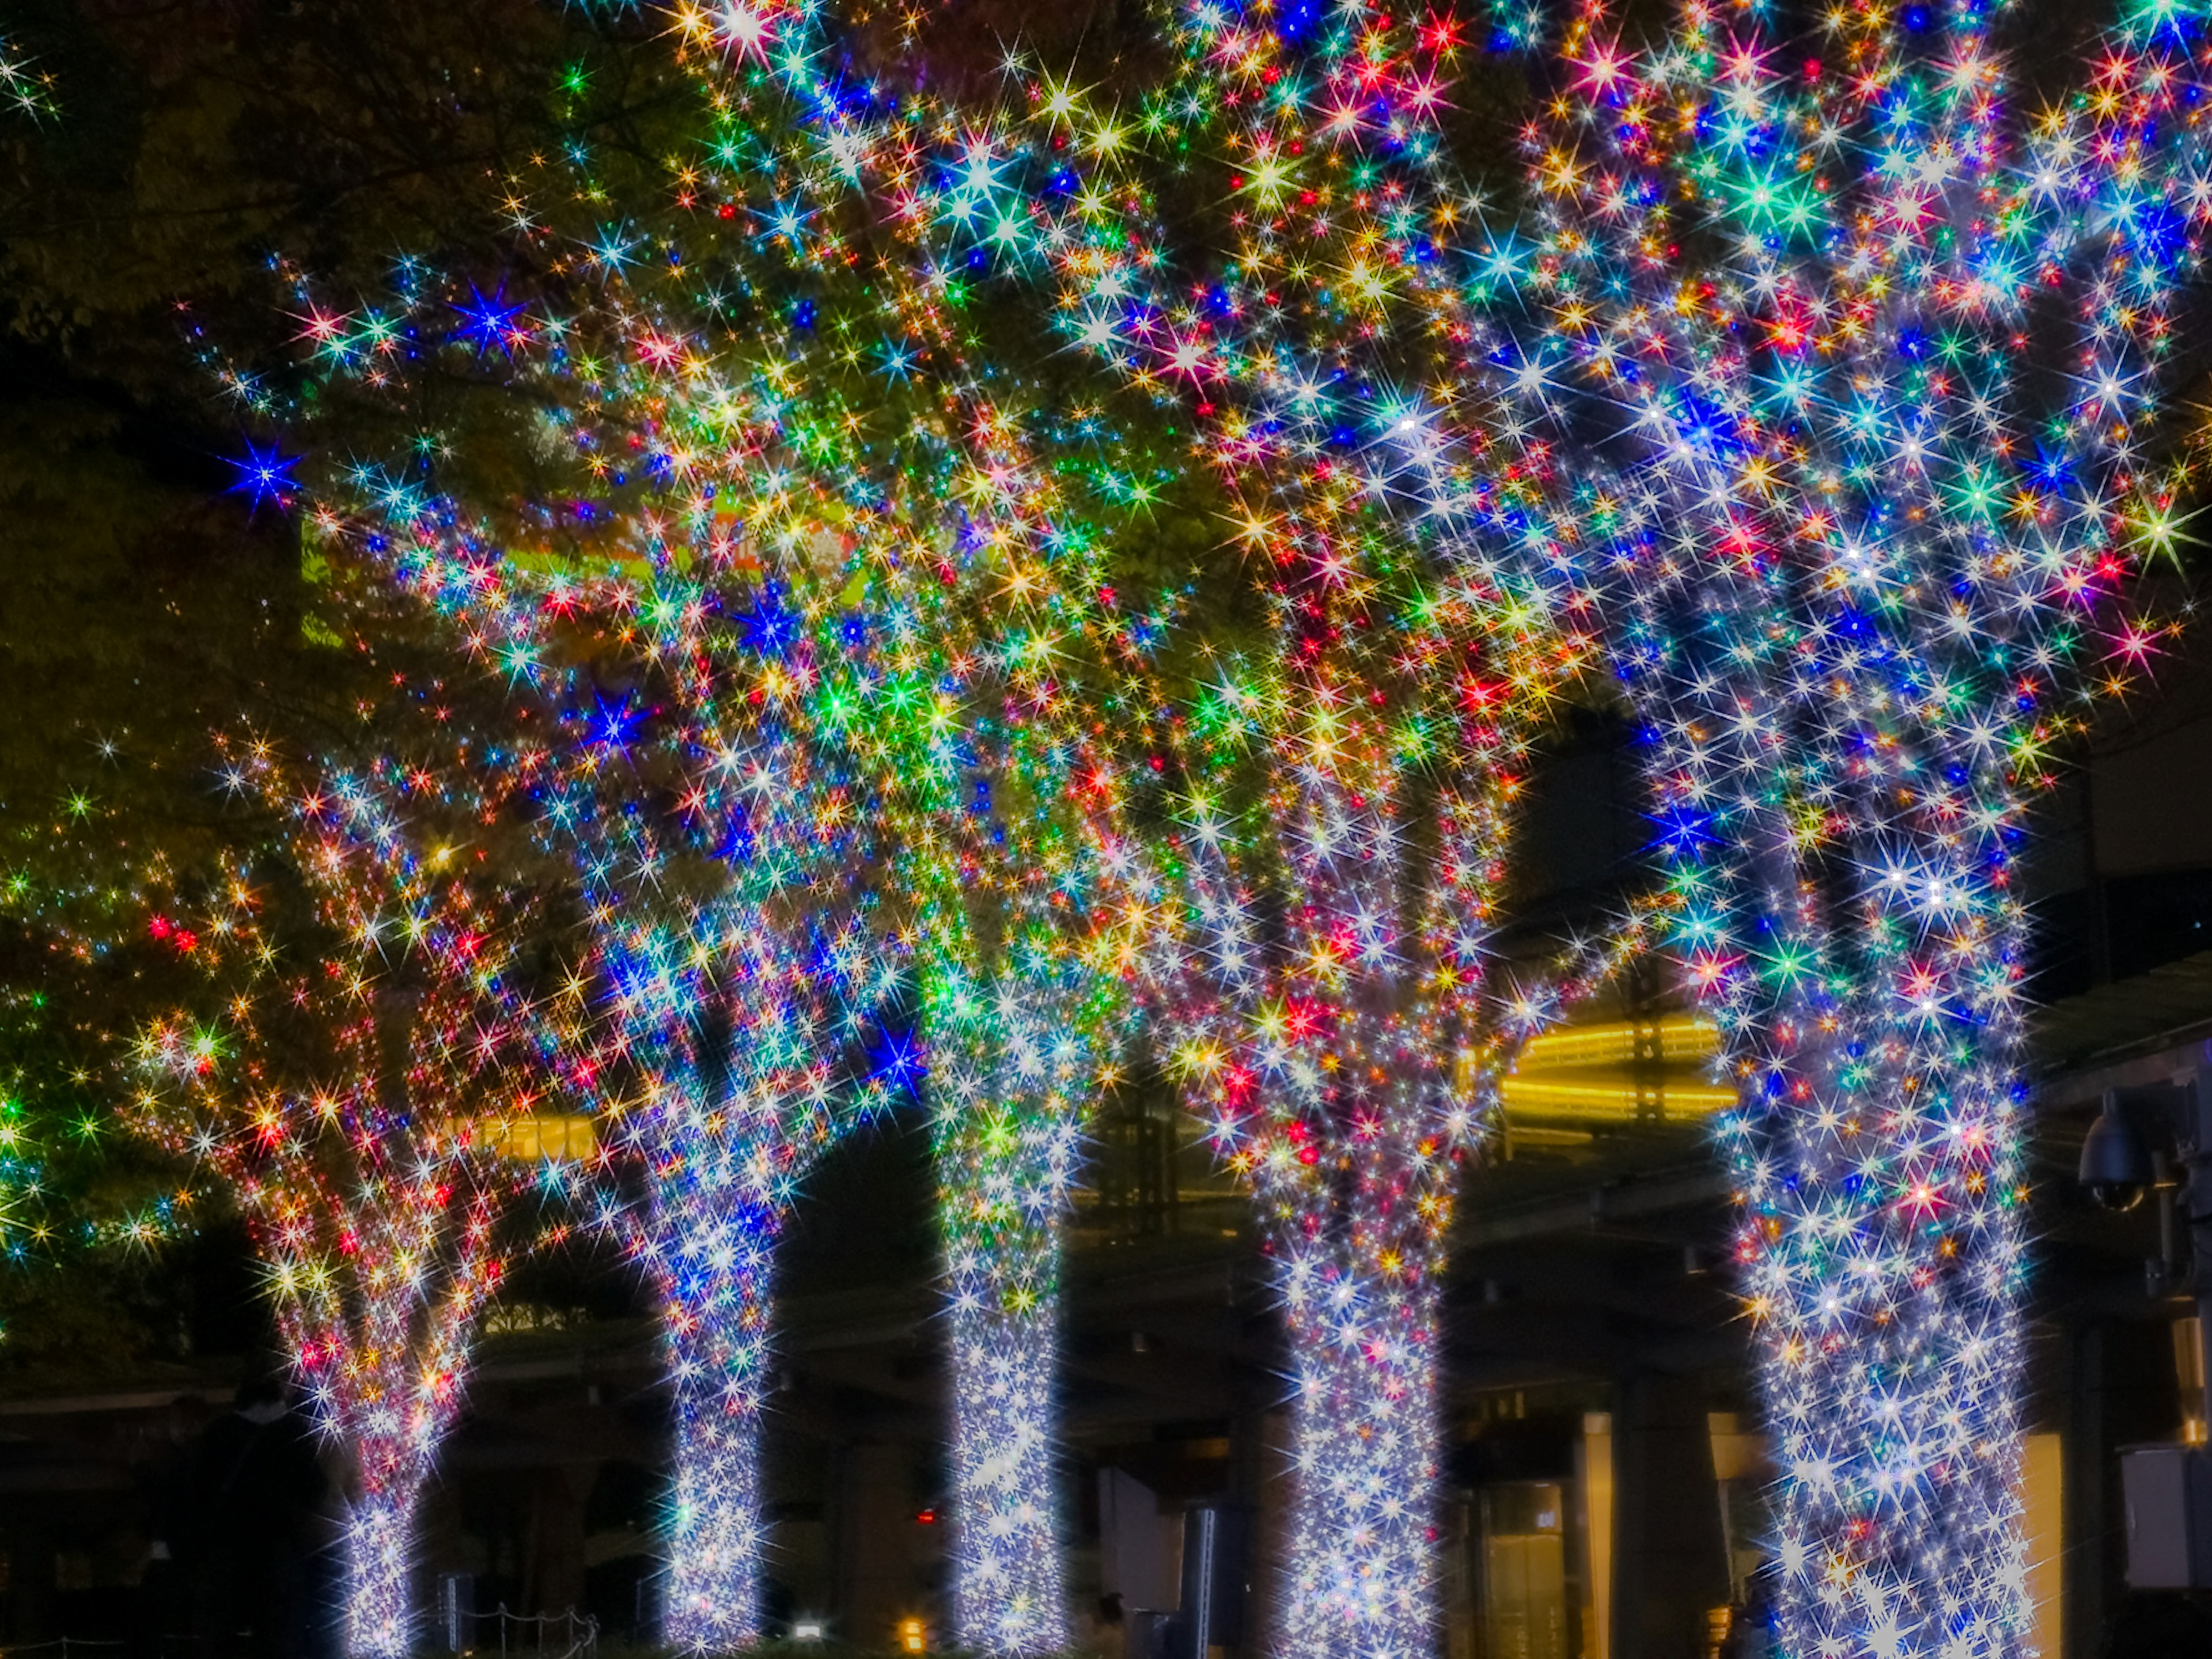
1609;1374;1728;1659
1243;1411;1293;1658
522;1467;588;1613
2063;1324;2106;1659
1578;1414;1613;1659
835;1439;918;1647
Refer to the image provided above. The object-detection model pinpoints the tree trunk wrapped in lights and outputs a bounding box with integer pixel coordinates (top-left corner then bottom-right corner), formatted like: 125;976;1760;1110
851;600;1126;1653
406;525;899;1649
656;1174;783;1647
128;745;562;1659
1278;1263;1443;1650
924;959;1100;1654
607;939;884;1652
1081;490;1620;1658
1482;3;2211;1646
615;910;892;1650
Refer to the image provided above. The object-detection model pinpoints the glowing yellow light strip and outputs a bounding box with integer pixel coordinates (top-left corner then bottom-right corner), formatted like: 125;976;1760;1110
1498;1075;1736;1122
1514;1014;1721;1070
1490;1016;1734;1123
482;1115;597;1160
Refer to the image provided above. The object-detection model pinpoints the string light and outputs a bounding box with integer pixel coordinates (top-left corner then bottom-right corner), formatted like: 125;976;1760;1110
128;741;565;1659
0;29;54;120
546;674;898;1650
190;2;2212;1653
259;225;1133;1658
765;2;2208;1651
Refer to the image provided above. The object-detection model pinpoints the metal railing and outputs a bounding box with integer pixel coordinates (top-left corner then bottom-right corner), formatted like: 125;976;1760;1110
461;1604;600;1659
1;1607;599;1659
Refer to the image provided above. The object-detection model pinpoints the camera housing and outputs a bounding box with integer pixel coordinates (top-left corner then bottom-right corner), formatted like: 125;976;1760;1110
2080;1093;2153;1213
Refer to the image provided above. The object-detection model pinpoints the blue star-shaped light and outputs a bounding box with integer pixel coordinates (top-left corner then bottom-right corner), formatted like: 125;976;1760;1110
866;1024;925;1094
584;690;643;753
226;439;299;513
736;585;801;657
452;283;526;356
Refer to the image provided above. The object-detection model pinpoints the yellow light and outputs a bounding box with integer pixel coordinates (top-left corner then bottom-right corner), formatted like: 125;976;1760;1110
899;1618;927;1653
480;1115;596;1160
1514;1014;1720;1068
1487;1016;1733;1124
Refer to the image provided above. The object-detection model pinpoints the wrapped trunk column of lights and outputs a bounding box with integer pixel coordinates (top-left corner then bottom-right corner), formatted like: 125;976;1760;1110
130;744;565;1659
925;956;1098;1654
623;921;891;1651
828;410;1131;1656
1086;495;1623;1658
1475;0;2212;1646
531;513;899;1651
559;711;895;1650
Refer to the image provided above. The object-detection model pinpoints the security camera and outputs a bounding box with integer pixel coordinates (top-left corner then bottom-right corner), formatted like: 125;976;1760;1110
2080;1092;2153;1212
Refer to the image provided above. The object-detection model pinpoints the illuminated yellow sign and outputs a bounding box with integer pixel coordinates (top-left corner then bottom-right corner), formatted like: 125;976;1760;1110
481;1115;597;1161
1495;1016;1732;1127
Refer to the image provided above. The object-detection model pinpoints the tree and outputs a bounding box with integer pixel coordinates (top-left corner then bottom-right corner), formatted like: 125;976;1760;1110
1489;2;2203;1647
768;10;1628;1653
128;740;567;1657
514;557;900;1649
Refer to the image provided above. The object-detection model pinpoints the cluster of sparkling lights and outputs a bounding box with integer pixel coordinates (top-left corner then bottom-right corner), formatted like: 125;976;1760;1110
128;740;564;1659
0;29;53;120
538;618;898;1650
1074;497;1618;1655
242;51;1144;1637
158;0;2212;1652
768;0;2207;1650
306;459;910;1646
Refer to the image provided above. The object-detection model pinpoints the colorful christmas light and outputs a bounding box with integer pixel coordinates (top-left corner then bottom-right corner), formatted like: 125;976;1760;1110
547;687;897;1650
0;28;53;120
218;6;1204;1631
1494;5;2207;1649
188;4;2212;1654
289;491;907;1646
254;224;1139;1656
765;2;2210;1650
128;740;567;1659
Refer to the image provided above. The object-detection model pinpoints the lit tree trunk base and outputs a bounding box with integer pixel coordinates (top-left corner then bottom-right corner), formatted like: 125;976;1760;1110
1276;1253;1442;1659
1728;995;2033;1657
939;1099;1080;1656
343;1480;424;1659
660;1197;780;1653
946;1268;1067;1656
